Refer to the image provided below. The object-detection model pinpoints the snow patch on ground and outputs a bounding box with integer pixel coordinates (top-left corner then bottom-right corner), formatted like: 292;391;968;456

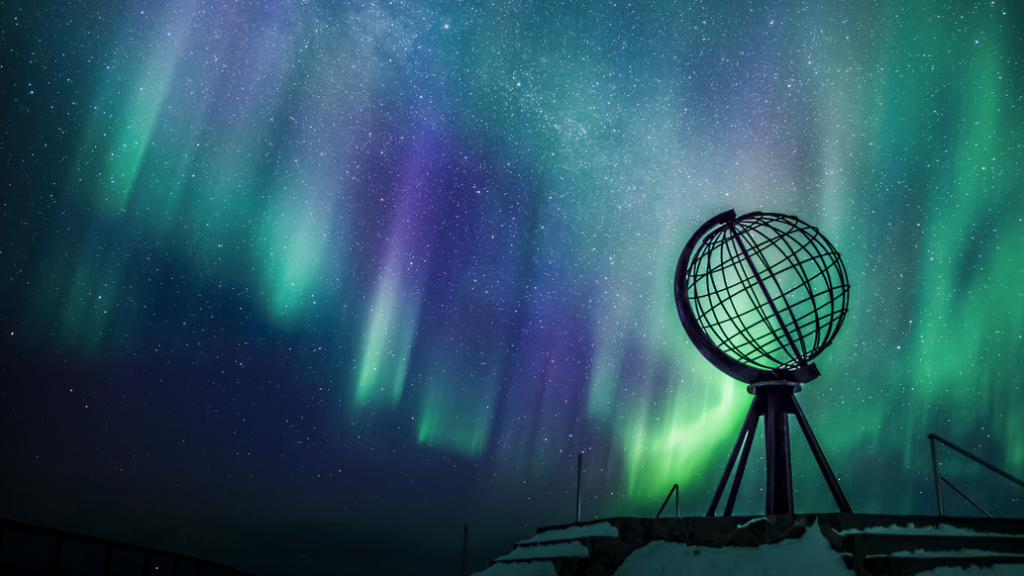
517;521;619;544
495;541;589;561
470;560;558;576
839;523;1024;538
737;516;770;529
915;565;1024;575
888;549;1024;558
614;521;855;576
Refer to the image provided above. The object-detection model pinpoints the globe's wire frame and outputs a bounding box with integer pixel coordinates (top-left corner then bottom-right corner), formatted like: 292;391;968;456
674;210;849;384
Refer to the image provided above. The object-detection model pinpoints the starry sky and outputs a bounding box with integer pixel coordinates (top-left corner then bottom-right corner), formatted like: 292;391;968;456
2;0;1023;574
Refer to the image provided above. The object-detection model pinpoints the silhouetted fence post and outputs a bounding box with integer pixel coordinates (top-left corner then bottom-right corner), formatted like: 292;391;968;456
461;522;469;576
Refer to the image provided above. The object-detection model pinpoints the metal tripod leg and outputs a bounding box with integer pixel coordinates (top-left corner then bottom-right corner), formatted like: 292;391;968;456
791;396;852;513
707;397;760;516
763;385;794;514
724;411;758;516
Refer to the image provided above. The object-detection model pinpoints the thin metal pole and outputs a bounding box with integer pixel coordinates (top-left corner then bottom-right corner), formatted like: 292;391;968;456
461;523;469;576
931;435;944;516
576;453;583;523
656;484;678;518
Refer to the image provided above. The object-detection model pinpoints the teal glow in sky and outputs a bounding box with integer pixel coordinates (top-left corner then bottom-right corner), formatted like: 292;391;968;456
2;1;1023;574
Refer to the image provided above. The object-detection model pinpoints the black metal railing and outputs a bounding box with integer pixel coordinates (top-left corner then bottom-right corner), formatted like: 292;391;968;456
0;517;255;576
929;432;1024;517
655;484;679;519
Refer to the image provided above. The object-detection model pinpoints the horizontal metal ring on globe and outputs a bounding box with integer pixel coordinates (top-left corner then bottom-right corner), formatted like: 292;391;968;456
674;210;849;384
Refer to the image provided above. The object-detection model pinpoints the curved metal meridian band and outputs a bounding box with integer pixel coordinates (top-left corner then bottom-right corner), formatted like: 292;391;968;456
674;209;820;384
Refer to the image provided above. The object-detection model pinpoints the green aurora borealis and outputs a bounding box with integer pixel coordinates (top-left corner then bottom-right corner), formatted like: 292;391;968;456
2;0;1023;573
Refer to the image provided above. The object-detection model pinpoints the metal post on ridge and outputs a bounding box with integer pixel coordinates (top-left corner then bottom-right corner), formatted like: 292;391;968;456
461;522;469;576
576;452;583;523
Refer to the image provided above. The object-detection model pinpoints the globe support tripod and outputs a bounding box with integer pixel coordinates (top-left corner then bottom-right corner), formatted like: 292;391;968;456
706;381;852;516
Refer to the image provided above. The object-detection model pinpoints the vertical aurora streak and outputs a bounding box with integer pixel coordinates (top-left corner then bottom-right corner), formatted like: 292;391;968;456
2;0;1023;572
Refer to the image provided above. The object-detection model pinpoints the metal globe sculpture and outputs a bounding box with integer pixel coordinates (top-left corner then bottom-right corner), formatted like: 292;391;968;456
675;210;849;384
674;209;852;516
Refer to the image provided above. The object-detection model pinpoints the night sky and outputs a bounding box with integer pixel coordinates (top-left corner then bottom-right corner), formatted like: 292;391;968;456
2;0;1023;574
